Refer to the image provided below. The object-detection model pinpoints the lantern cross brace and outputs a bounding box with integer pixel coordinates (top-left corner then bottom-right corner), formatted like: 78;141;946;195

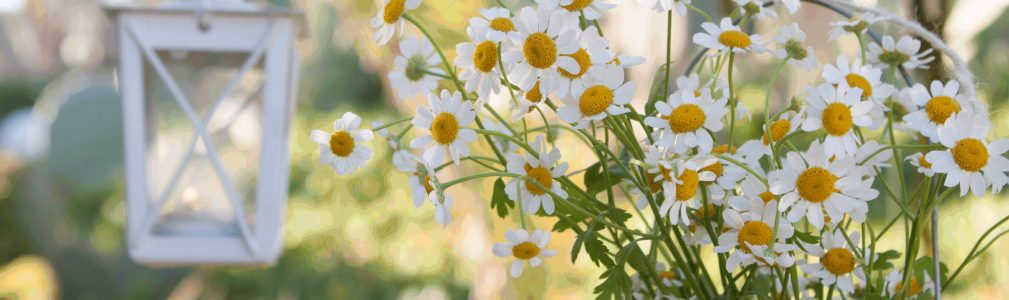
125;21;280;256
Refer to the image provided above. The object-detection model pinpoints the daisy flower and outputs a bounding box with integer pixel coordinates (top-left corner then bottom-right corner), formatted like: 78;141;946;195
683;203;720;246
540;0;616;20
311;112;375;175
760;110;804;156
801;82;878;158
557;64;635;129
409;90;478;165
885;271;933;298
802;231;865;294
735;0;777;20
511;80;547;121
389;36;444;100
777;0;799;13
637;0;690;15
393;150;430;207
908;152;935;177
467;7;516;42
502;6;580;96
774;23;818;70
657;156;718;225
868;35;935;70
822;55;894;106
702;144;752;205
554;26;613;99
455;34;503;100
769;140;879;229
370;0;420;45
737;172;776;207
611;53;646;69
827;13;882;41
645;89;728;154
714;199;796;272
693;17;768;55
902;80;973;142
677;73;729;100
924;113;1009;197
493;228;558;277
432;194;453;227
654;262;683;287
505;137;570;215
852;140;893;176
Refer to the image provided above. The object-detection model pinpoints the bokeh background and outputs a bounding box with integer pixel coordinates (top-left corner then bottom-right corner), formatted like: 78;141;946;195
2;0;1009;298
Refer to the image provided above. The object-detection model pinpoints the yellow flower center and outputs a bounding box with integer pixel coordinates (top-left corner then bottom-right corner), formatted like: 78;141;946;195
382;0;406;24
712;145;737;154
329;131;355;157
562;0;593;11
512;242;541;260
718;30;752;48
473;41;498;73
822;103;853;136
523;33;557;69
895;277;923;295
676;169;699;201
559;48;591;79
579;85;614;116
738;221;773;253
763;119;791;145
659;271;677;281
917;154;932;169
796;167;839;203
489;17;515;32
431;112;460;145
666;104;707;133
419;174;435;194
647;173;662;193
952;138;988;172
526;81;543;103
845;74;873;99
822;248;856;275
924;96;960;124
759;190;776;204
524;166;554;195
701;162;724;178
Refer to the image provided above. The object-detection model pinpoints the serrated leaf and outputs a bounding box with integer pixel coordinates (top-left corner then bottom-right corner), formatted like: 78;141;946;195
794;230;820;244
490;178;513;218
584;233;615;267
607;208;633;226
593;269;629;300
583;162;628;196
870;250;901;271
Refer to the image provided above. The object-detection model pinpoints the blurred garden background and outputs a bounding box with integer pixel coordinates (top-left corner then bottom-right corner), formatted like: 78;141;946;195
2;0;1009;298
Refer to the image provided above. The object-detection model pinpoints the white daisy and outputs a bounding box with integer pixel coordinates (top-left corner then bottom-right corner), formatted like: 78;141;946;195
654;262;683;287
311;112;375;175
884;271;933;298
801;231;866;294
760;110;804;156
554;26;614;99
539;0;616;20
907;152;935;177
868;35;935;70
468;7;517;42
822;55;894;106
735;0;777;20
769;140;879;229
683;203;720;246
645;89;728;154
801;82;878;158
393;150;436;208
409;90;478;165
714;198;796;272
828;13;882;41
370;0;421;45
737;172;777;206
924;112;1009;197
389;36;444;100
511;80;548;121
557;64;635;129
702;144;752;205
493;228;558;277
777;0;799;14
657;156;718;225
637;0;690;15
677;73;729;101
902;80;973;142
612;53;646;69
692;17;768;55
774;23;818;70
502;6;580;96
433;194;453;227
455;34;503;100
505;136;570;215
852;140;892;176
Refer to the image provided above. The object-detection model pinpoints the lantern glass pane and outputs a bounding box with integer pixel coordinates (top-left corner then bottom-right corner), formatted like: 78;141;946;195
144;50;265;238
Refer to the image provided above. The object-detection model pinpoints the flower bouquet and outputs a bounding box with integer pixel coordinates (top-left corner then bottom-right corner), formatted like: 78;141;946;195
313;0;1007;298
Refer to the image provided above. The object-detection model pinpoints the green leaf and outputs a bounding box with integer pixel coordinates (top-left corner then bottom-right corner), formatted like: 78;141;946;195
593;269;629;300
583;162;628;196
618;241;650;276
606;208;633;226
490;178;514;218
870;250;901;271
794;230;820;244
912;256;948;283
583;232;615;267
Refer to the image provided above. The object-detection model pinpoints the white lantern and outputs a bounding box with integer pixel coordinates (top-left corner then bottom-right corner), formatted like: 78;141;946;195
105;0;302;265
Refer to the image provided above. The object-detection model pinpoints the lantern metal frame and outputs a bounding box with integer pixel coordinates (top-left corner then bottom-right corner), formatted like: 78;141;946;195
106;2;302;265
